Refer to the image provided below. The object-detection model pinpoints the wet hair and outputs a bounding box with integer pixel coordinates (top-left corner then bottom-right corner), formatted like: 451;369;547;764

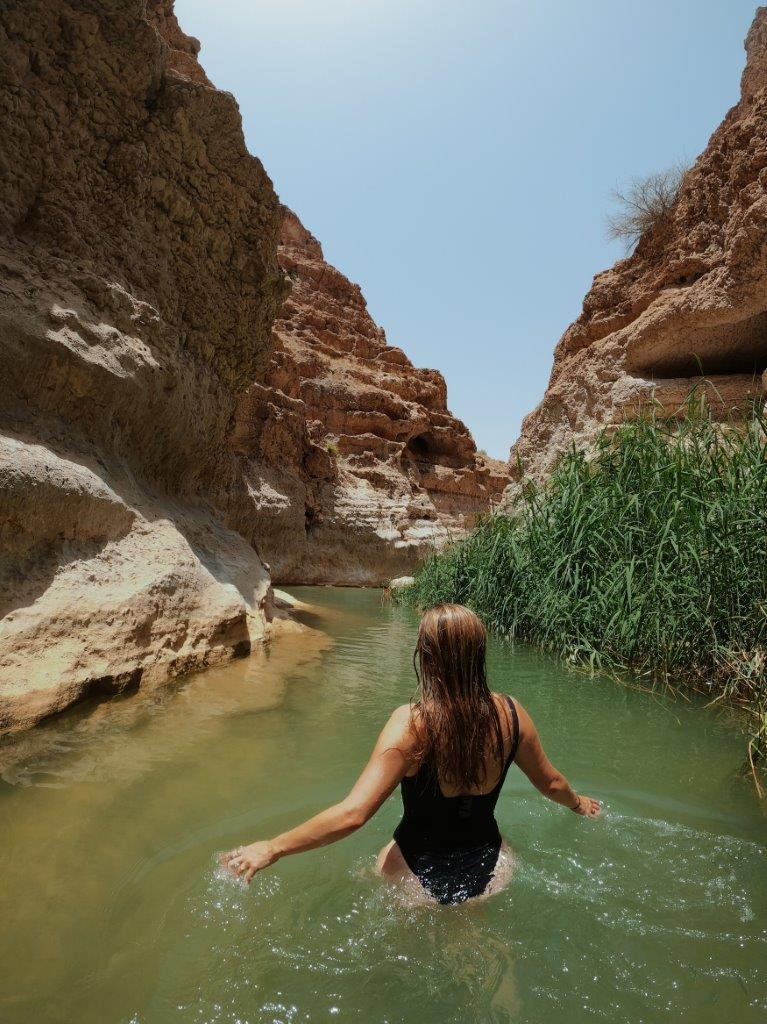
412;603;505;790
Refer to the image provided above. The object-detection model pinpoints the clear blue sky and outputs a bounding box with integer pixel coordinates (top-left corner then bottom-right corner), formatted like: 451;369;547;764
176;0;758;459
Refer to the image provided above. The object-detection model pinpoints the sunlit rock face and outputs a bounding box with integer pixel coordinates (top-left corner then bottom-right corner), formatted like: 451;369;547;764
230;209;509;585
507;7;767;496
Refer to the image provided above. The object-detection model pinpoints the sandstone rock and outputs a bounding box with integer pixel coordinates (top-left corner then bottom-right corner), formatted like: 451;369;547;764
230;208;509;585
0;0;284;729
507;8;767;496
0;444;272;731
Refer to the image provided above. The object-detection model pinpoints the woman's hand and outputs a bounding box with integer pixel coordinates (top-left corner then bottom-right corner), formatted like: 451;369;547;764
219;841;279;884
572;795;601;817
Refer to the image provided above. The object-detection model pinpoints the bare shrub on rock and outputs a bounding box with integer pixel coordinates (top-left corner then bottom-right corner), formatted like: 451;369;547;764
606;163;689;249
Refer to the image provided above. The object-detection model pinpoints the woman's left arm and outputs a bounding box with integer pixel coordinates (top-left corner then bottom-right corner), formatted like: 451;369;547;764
220;705;415;884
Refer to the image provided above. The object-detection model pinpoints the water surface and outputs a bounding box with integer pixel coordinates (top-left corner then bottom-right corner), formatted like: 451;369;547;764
1;587;765;1023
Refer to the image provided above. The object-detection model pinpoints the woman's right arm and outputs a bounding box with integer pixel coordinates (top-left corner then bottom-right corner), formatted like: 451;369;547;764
514;701;601;817
219;705;417;883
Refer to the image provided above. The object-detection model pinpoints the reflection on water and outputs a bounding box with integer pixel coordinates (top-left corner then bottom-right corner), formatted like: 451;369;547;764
1;587;765;1024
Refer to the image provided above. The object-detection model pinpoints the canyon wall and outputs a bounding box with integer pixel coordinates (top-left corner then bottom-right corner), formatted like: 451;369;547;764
0;0;502;728
508;7;767;493
230;209;508;585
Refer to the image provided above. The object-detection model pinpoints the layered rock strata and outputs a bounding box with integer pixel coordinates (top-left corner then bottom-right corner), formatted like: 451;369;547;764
230;210;509;585
508;7;767;492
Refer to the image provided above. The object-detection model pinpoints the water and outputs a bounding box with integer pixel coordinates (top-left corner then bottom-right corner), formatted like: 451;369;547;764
0;587;765;1024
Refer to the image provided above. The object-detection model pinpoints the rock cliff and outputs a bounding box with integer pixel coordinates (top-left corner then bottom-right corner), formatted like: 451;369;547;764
230;209;508;584
508;7;767;491
0;0;286;728
0;0;503;728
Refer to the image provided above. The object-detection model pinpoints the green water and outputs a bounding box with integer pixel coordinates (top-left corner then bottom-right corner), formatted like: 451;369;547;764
1;587;765;1024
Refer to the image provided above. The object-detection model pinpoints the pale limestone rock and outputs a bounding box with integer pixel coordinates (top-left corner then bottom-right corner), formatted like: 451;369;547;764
0;434;273;730
389;576;416;590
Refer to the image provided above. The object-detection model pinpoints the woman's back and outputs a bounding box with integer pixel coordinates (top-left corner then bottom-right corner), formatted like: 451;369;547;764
392;694;519;903
426;692;520;798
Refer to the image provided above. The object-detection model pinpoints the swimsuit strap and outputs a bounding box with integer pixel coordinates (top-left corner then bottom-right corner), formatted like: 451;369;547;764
503;694;520;766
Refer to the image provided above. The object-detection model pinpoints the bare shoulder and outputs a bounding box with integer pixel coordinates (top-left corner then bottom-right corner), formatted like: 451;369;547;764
383;703;418;740
372;703;418;759
512;700;539;745
491;691;519;716
390;702;413;723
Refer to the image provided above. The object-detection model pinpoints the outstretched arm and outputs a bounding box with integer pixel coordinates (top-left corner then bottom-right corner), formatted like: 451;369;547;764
514;701;601;817
220;705;416;883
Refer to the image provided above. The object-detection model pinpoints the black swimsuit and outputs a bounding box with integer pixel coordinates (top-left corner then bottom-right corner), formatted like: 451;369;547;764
393;695;520;905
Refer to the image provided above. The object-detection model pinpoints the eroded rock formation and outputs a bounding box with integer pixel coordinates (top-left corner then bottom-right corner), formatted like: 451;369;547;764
508;7;767;492
0;0;503;727
230;210;509;584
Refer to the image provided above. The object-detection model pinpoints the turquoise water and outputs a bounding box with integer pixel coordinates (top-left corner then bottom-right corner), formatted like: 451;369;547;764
0;586;765;1024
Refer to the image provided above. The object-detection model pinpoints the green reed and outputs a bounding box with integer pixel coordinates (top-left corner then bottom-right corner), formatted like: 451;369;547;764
403;403;767;788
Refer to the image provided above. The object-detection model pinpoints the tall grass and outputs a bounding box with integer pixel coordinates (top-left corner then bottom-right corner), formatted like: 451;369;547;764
403;404;767;789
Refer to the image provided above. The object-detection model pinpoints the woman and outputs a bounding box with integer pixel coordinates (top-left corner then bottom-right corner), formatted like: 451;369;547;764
221;604;600;904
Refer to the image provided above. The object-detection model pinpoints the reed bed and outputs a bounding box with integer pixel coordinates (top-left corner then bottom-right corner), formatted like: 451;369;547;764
403;404;767;788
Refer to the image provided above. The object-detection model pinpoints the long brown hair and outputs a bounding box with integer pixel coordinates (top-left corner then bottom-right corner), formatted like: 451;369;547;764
412;603;505;789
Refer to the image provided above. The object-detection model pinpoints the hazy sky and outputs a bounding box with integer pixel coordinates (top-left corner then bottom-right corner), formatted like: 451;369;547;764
175;0;758;459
